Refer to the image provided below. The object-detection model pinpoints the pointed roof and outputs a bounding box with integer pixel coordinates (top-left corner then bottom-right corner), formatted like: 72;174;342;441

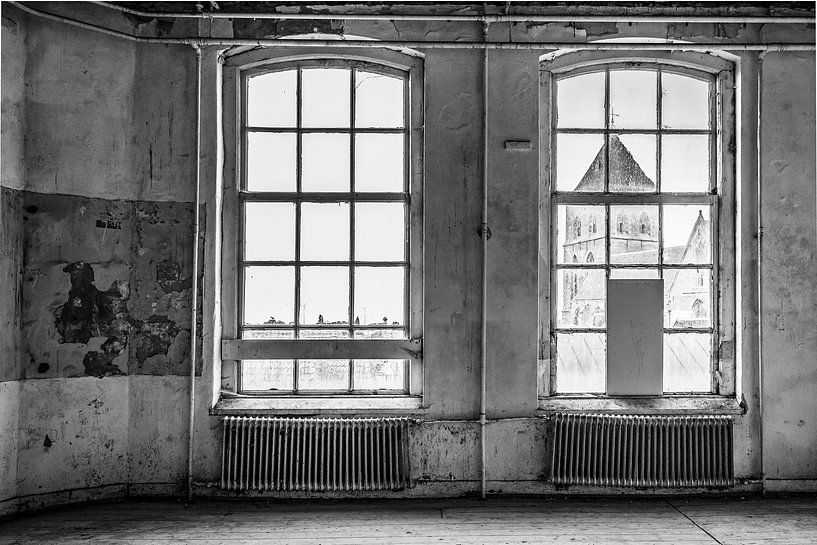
574;135;656;192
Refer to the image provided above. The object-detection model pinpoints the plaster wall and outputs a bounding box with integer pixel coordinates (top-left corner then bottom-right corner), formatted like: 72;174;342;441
1;2;816;514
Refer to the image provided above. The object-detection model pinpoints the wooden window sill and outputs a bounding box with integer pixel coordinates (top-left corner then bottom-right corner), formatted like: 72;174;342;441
536;395;744;416
211;395;424;416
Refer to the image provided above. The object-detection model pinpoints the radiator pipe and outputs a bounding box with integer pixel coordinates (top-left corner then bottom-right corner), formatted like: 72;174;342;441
479;21;490;501
9;3;816;51
187;42;203;502
89;1;815;24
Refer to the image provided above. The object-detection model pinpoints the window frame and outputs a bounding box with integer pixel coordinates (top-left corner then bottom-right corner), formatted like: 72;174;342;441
221;47;424;399
538;51;736;399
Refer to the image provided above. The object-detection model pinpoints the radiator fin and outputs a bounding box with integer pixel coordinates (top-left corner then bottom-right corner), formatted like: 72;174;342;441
221;417;411;491
551;414;734;488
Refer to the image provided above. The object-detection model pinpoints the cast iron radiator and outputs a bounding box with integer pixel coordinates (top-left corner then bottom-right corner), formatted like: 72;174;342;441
551;413;734;487
221;416;411;491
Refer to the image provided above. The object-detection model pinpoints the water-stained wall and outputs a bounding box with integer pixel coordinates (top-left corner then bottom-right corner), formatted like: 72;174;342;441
1;1;815;516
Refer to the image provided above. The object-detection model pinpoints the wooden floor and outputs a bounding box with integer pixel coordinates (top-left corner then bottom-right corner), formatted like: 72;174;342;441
1;496;815;544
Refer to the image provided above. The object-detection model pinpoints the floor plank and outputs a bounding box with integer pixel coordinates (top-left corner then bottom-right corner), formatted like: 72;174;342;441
1;496;814;544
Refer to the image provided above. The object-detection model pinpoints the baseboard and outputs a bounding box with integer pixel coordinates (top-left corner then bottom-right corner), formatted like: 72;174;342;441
763;479;817;493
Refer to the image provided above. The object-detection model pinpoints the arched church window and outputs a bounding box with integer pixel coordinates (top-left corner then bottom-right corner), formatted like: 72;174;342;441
586;252;595;263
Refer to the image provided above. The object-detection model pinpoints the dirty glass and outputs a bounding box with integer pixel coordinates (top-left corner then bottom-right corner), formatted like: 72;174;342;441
246;132;296;192
244;202;295;261
354;329;406;339
662;72;709;130
355;202;405;261
241;360;294;391
609;268;659;279
355;133;404;192
299;266;349;325
247;70;296;127
301;68;350;128
353;266;404;326
298;329;350;339
557;205;606;264
243;266;295;326
355;71;404;128
556;72;605;129
353;360;405;390
557;269;606;329
301;133;350;191
556;333;606;393
664;333;711;392
664;268;711;328
300;202;349;261
298;359;349;390
663;205;712;264
609;70;657;129
609;205;659;264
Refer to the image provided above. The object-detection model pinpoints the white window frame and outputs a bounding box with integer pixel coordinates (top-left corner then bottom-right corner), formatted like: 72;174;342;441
220;47;424;399
538;50;736;399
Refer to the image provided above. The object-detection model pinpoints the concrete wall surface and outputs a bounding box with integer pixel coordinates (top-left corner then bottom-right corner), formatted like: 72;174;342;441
0;2;815;515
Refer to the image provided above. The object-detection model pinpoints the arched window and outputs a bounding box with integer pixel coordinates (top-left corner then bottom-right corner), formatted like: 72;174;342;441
586;252;595;263
692;299;705;318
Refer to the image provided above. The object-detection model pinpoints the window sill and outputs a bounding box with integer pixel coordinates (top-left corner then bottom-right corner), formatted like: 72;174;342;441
536;395;745;416
211;395;424;416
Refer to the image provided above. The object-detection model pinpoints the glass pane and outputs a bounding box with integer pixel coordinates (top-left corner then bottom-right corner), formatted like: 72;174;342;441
609;70;657;129
355;71;404;128
355;133;404;192
663;205;712;264
244;202;295;261
353;328;407;339
241;329;294;339
556;133;605;192
298;360;349;390
556;72;605;129
301;68;350;128
557;269;606;328
353;360;405;390
664;333;712;392
247;132;296;192
298;329;349;339
556;333;606;393
609;134;656;191
661;135;709;192
300;202;349;261
354;266;404;326
247;70;296;127
301;133;350;192
609;268;659;279
610;205;659;264
557;205;606;264
241;360;294;391
300;266;349;326
355;202;404;261
243;266;295;326
662;72;709;130
664;268;711;328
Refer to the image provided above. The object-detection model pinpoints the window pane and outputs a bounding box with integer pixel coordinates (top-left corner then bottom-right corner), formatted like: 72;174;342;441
298;329;350;339
556;72;605;129
556;333;606;393
353;328;407;339
663;205;712;264
299;360;349;390
354;266;404;326
300;266;349;325
241;329;295;339
661;135;709;192
557;205;606;264
610;205;659;264
244;202;295;261
662;72;709;130
301;68;350;128
247;132;296;192
664;268;711;328
609;268;659;279
301;133;350;192
353;360;405;390
243;266;295;326
242;360;294;391
609;70;657;129
355;202;404;261
664;333;712;392
300;202;350;261
355;71;404;128
247;70;296;127
355;133;404;192
557;269;606;328
556;133;605;192
609;134;656;191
